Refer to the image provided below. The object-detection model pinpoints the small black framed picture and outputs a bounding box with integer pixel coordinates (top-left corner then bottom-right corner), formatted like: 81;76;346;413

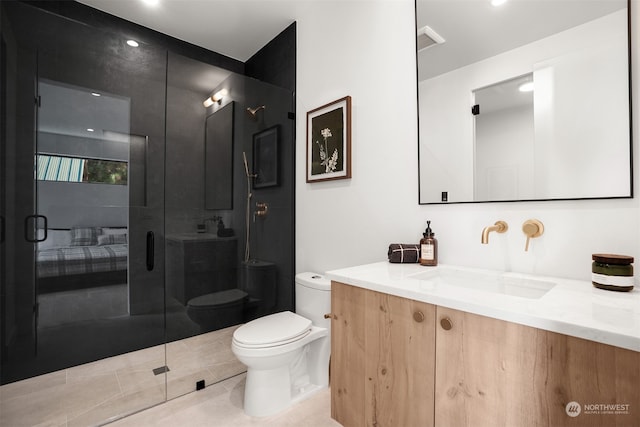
252;125;279;188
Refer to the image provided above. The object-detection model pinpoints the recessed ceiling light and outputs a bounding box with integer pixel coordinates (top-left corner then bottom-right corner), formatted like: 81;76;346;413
491;0;508;6
141;0;159;5
126;40;139;47
519;82;534;92
87;128;95;132
91;92;101;97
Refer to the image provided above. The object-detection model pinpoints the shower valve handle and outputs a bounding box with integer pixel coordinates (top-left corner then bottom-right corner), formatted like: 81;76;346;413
254;202;268;221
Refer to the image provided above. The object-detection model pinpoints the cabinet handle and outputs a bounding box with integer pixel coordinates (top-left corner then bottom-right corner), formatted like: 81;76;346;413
324;313;332;319
413;310;425;323
440;317;453;330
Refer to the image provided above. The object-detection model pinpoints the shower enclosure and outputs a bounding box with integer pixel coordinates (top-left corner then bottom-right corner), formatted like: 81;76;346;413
0;2;295;425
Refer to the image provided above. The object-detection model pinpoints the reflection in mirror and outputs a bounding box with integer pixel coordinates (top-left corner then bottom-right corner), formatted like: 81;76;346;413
473;74;534;200
417;0;631;204
205;102;234;210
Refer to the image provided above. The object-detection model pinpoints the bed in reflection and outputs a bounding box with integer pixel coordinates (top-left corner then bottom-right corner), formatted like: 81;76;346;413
37;226;128;293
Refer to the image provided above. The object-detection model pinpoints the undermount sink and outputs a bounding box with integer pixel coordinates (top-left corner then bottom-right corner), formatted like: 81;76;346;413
410;267;556;299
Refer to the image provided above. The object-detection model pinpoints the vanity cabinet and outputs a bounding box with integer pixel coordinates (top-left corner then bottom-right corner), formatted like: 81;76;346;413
435;306;639;427
166;235;237;305
331;281;640;427
331;281;436;427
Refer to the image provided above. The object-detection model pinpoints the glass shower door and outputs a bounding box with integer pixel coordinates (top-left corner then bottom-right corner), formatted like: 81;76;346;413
34;17;168;424
163;52;296;401
1;2;167;425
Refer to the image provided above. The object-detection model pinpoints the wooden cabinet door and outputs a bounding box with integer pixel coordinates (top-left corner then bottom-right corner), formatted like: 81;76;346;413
331;282;436;427
363;288;436;427
331;281;366;427
435;307;640;427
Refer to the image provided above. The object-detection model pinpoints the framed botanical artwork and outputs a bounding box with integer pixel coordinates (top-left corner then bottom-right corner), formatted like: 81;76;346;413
252;125;279;188
306;96;352;182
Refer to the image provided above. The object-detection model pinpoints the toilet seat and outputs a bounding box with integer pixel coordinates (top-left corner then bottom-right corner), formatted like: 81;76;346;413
233;311;312;348
187;289;248;309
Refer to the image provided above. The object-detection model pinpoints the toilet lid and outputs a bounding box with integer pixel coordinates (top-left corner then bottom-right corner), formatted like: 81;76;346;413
188;289;248;308
233;311;312;347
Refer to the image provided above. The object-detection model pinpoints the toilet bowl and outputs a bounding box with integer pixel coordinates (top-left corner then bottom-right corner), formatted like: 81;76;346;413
231;272;331;417
186;289;248;332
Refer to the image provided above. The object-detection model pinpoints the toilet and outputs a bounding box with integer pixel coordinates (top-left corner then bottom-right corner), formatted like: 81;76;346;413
186;260;276;332
231;272;331;417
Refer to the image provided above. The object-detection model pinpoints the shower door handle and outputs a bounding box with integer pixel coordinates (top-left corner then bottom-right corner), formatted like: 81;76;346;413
24;215;47;243
146;231;154;271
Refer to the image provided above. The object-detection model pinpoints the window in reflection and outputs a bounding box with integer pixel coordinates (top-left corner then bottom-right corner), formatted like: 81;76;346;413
37;154;128;185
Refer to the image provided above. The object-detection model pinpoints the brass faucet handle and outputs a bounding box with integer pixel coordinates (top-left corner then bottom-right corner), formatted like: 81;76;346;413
522;219;544;251
253;202;269;222
255;202;268;216
494;221;508;233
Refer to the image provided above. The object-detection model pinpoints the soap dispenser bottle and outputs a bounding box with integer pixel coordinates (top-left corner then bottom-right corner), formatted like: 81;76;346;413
420;220;438;266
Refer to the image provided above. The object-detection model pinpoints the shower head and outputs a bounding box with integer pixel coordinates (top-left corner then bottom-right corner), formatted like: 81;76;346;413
246;105;266;119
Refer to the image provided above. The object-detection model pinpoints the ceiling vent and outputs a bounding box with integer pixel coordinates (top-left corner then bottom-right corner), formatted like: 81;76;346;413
417;25;446;52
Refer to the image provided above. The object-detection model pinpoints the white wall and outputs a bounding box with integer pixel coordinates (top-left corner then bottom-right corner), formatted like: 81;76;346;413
38;181;128;229
296;0;639;284
534;18;629;199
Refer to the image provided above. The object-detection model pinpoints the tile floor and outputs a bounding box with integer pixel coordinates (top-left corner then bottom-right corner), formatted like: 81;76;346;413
107;373;342;427
0;326;247;427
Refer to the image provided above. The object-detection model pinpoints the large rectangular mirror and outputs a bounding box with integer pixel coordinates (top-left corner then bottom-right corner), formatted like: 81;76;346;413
417;0;631;204
205;101;234;210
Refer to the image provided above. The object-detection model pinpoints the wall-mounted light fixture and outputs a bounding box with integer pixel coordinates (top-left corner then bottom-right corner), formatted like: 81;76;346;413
203;89;228;108
518;82;534;92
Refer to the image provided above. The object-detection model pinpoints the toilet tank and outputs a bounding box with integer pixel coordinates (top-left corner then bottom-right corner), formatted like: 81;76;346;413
241;260;277;313
295;272;331;329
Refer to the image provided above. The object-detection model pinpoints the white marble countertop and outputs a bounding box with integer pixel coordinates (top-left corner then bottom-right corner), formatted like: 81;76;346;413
325;262;640;352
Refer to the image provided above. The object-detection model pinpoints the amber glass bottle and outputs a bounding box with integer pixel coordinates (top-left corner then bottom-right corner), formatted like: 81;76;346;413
419;220;438;266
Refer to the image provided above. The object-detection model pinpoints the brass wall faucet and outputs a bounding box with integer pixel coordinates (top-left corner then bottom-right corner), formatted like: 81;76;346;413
481;221;508;244
522;219;544;251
